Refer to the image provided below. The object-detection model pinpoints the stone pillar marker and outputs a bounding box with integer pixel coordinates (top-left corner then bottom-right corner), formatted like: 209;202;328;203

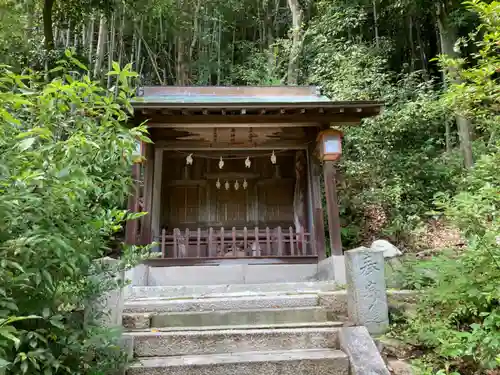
345;247;389;335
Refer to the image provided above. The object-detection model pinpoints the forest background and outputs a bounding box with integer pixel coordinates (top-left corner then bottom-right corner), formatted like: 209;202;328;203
0;0;498;374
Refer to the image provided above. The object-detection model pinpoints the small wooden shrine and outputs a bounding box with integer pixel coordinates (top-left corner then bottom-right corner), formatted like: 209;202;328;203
127;86;382;264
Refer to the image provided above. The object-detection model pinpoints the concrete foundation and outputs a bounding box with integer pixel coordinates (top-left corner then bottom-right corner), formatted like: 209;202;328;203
147;263;318;286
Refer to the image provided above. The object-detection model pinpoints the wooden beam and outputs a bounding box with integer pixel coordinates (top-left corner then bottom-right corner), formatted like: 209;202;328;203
134;114;364;125
151;148;164;245
323;161;342;255
146;122;322;129
154;140;309;150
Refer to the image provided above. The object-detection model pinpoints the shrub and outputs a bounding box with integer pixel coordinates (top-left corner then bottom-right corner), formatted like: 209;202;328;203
389;150;500;374
0;53;149;374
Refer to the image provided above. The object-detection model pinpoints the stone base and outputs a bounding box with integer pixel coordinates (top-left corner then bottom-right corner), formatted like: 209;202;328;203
316;256;346;284
339;326;390;375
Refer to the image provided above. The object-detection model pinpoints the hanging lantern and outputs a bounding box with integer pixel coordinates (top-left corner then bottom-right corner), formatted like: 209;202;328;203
219;156;224;169
270;150;277;164
224;180;230;190
316;129;343;161
245;156;251;168
186;153;193;165
216;178;221;189
234;180;240;190
243;179;248;190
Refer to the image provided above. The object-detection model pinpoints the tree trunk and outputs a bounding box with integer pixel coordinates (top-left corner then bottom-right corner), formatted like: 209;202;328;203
65;20;71;48
436;3;473;168
373;0;379;48
107;12;116;88
286;0;303;85
136;17;143;72
43;0;55;50
217;17;221;85
87;17;95;74
408;16;416;71
93;14;108;79
415;21;429;78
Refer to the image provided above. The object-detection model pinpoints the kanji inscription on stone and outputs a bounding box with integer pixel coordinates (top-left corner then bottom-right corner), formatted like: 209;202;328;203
345;247;389;335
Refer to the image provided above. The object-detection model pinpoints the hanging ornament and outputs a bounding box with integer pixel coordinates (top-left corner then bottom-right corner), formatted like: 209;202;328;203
245;156;251;168
234;180;240;190
216;178;221;189
224;180;230;190
243;179;248;190
219;156;224;169
271;150;277;164
186;153;193;165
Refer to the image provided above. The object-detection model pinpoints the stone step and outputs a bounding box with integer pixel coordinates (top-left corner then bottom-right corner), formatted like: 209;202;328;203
127;349;349;375
123;306;330;329
127;281;339;300
123;294;319;314
126;326;341;357
134;321;344;332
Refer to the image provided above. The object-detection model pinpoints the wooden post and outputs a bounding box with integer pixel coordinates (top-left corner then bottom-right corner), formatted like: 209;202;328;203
243;227;248;255
220;227;224;255
323;161;342;255
265;227;271;256
125;164;140;245
208;227;214;256
185;228;190;256
140;142;154;244
173;228;178;258
151;148;163;245
277;226;283;256
310;152;326;259
197;228;201;257
254;227;260;256
161;228;166;257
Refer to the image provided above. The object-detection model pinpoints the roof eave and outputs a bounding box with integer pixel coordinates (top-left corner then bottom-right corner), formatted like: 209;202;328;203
131;100;384;110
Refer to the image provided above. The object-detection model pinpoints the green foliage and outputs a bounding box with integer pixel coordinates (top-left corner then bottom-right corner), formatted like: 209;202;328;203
388;3;500;373
390;153;500;373
439;0;499;138
0;53;149;374
308;3;464;245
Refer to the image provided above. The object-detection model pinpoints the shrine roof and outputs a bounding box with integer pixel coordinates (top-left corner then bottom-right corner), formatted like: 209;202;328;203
131;86;382;109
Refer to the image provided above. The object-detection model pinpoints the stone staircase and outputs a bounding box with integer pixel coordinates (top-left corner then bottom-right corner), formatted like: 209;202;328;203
121;280;388;375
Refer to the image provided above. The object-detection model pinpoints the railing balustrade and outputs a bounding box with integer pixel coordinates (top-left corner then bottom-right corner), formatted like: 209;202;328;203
154;226;314;258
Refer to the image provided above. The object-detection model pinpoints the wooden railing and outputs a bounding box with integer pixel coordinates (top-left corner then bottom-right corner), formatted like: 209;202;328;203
154;226;314;258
